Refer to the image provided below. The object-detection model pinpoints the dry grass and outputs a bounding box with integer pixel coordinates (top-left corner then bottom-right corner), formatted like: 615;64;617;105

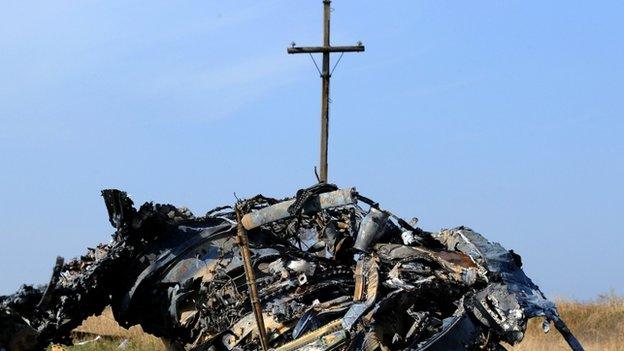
510;293;624;351
48;307;165;351
50;294;624;350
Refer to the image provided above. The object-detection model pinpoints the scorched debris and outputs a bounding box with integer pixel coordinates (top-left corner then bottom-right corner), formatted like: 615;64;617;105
0;185;584;350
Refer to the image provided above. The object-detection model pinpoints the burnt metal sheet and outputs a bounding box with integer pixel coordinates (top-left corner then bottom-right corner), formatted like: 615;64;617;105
0;185;584;351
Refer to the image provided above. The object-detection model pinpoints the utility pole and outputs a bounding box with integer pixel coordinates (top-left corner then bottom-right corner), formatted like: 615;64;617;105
288;0;364;183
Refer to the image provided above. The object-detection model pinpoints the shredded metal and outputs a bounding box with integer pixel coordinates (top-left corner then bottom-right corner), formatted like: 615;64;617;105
0;185;584;350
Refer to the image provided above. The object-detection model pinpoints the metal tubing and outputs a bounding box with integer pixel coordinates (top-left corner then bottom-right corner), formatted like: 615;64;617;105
241;188;357;230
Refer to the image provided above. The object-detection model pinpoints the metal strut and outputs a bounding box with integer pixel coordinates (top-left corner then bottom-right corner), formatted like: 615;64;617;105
235;207;270;350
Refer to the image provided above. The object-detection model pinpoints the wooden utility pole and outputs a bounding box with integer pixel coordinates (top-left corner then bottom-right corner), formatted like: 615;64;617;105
288;0;364;183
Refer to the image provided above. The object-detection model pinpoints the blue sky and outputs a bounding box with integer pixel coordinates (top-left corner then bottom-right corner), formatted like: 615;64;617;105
0;1;622;299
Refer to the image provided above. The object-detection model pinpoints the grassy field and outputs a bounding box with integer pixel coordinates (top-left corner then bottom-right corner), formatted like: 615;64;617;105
510;293;624;351
48;294;624;351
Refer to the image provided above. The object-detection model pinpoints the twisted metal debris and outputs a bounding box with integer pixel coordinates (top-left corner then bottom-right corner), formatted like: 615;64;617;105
0;185;584;350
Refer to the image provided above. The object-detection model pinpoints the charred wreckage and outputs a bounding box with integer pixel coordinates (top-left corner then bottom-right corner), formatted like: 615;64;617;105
1;184;584;350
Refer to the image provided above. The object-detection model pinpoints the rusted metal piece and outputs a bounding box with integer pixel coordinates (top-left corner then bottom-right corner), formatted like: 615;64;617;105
235;207;270;351
353;261;365;302
352;257;379;305
241;187;357;230
374;243;484;286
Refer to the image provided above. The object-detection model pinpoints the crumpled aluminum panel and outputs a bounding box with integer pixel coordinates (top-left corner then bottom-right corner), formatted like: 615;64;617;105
0;186;584;351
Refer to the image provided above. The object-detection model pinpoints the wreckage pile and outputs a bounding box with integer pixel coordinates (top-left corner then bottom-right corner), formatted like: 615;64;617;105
0;184;584;350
